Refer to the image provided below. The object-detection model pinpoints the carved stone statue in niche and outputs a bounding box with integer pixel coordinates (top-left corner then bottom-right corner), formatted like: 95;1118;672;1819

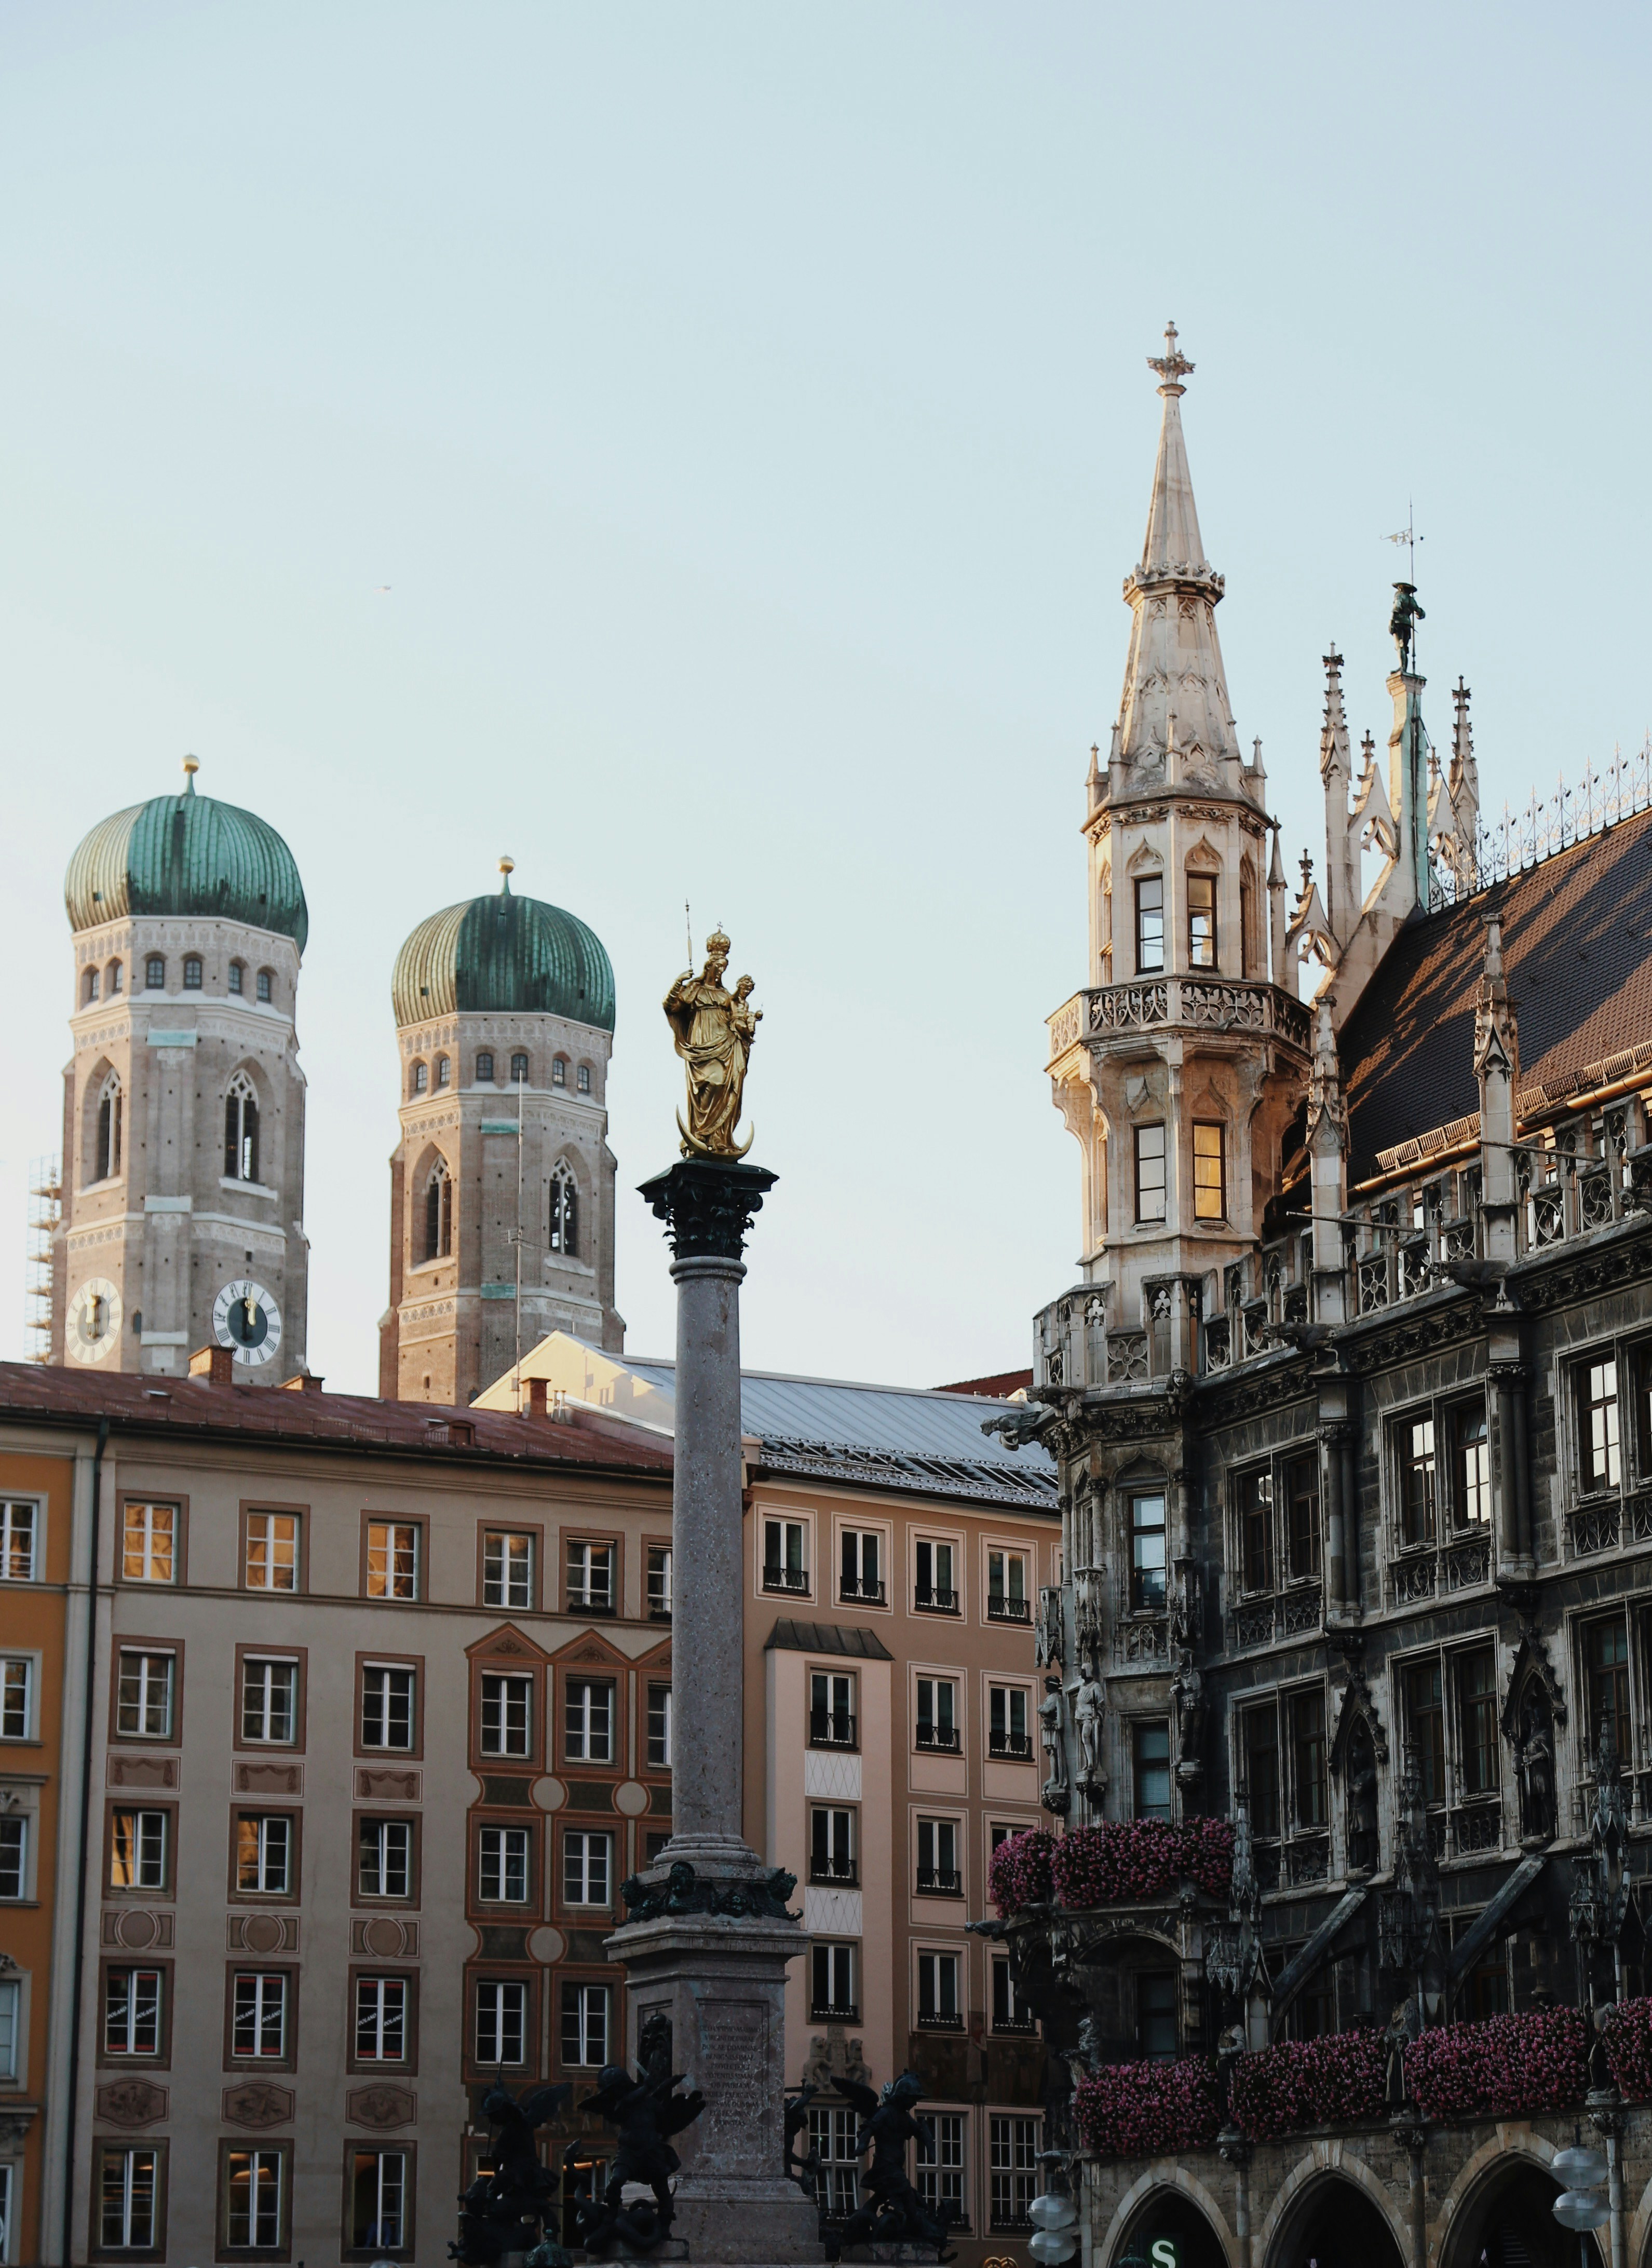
1039;1678;1071;1815
1073;1658;1106;1796
1518;1688;1556;1845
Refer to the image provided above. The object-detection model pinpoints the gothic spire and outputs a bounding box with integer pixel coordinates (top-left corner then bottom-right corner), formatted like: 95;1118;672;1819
1111;324;1245;789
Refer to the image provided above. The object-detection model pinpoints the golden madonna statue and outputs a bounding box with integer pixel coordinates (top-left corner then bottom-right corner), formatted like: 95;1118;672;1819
664;930;762;1159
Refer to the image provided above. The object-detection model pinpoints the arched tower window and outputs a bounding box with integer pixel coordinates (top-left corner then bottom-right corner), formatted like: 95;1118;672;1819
83;968;100;1005
436;1055;451;1089
576;1063;591;1095
256;969;273;1003
512;1052;530;1085
551;1056;567;1088
411;1062;428;1096
183;955;202;990
96;1074;123;1183
476;1051;495;1083
145;955;165;991
549;1166;578;1259
425;1161;453;1262
228;961;244;996
107;961;123;996
225;1073;260;1184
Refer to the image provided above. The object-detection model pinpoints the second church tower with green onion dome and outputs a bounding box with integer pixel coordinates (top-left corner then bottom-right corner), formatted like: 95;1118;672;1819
382;859;624;1403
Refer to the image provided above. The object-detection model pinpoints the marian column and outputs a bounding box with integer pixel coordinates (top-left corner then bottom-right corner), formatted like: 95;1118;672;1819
608;934;817;2264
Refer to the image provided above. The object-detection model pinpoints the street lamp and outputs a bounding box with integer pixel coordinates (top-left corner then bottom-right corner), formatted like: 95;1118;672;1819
1552;2130;1610;2268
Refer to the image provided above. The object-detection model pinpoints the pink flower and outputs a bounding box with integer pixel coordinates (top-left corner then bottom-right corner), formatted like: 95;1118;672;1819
1405;2008;1586;2121
1074;2059;1222;2158
1230;2028;1386;2141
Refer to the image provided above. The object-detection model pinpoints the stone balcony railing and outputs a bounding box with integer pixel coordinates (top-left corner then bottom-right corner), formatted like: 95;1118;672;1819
1046;976;1312;1063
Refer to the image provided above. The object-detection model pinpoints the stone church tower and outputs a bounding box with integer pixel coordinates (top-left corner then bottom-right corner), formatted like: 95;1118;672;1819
53;759;310;1378
380;862;624;1404
1046;323;1310;1364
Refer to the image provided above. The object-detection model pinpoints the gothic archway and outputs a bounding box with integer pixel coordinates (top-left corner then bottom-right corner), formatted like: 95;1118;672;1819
1107;2183;1228;2268
1440;2154;1602;2268
1265;2171;1405;2268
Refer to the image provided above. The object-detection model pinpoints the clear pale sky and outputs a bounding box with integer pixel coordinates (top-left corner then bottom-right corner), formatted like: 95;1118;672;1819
2;4;1649;1394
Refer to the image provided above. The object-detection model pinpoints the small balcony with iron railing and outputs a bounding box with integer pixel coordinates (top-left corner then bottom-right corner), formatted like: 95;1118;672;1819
809;1708;858;1750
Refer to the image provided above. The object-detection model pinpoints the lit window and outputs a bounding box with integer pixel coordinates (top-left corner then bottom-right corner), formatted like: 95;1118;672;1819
564;1678;613;1763
0;1502;37;1583
359;1818;413;1899
224;1074;260;1183
246;1512;298;1592
144;956;166;991
411;1062;428;1096
561;1980;609;2066
235;1813;292;1895
231;1972;288;2059
242;1657;297;1745
1187;873;1217;967
256;969;272;1003
1192;1121;1225;1220
549;1167;578;1257
367;1522;419;1600
480;1672;533;1758
354;1975;408;2062
475;1050;494;1082
110;1809;168;1891
810;2098;861;2216
227;961;243;995
436;1055;450;1089
479;1825;529;1904
563;1829;613;1906
183;956;202;990
361;1666;415;1751
1134;876;1164;972
476;1979;527;2065
551;1057;566;1088
349;2150;407;2251
1400;1418;1437;1546
1582;1360;1621;1492
1130;1493;1166;1610
104;1965;160;2055
1134;1123;1167;1224
483;1532;534;1609
116;1650;175;1739
1133;1720;1171;1819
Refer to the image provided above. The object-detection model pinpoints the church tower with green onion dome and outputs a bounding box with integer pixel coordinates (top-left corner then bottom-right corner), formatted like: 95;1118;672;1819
55;757;310;1378
382;859;623;1404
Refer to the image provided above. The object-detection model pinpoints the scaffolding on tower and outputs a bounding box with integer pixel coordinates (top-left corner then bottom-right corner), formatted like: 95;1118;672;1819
25;1158;61;1364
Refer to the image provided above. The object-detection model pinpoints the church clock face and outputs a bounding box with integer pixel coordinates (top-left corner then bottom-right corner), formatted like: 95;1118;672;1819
66;1277;123;1364
213;1279;283;1367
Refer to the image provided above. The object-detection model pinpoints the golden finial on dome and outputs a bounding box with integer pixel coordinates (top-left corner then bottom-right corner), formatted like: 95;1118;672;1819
498;856;514;893
181;754;199;795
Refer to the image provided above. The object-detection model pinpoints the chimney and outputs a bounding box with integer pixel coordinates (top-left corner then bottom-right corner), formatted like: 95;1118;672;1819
522;1377;549;1419
188;1344;236;1386
278;1371;325;1394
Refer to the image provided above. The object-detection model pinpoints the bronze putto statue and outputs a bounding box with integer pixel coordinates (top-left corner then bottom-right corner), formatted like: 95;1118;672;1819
664;929;762;1159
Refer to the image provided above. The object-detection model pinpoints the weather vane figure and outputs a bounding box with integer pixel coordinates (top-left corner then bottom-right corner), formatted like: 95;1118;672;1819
1389;581;1426;673
663;929;762;1159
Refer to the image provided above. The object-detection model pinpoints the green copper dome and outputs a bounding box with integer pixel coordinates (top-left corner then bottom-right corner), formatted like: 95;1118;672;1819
64;766;308;952
391;866;616;1031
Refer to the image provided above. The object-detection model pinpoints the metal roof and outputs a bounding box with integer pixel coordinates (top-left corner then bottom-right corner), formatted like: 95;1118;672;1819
66;775;308;950
765;1619;893;1660
620;1355;1057;1508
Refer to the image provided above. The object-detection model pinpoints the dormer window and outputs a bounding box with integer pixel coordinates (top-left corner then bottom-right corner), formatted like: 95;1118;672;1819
511;1053;530;1084
228;962;244;996
551;1057;567;1088
183;956;202;990
145;956;165;991
476;1051;495;1083
1187;875;1217;969
225;1074;260;1184
436;1056;451;1089
577;1064;591;1095
1135;877;1164;973
108;962;123;996
256;970;272;1004
411;1062;428;1097
83;968;100;1005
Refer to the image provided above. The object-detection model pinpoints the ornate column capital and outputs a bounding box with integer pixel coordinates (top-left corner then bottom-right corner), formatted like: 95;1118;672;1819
638;1159;778;1264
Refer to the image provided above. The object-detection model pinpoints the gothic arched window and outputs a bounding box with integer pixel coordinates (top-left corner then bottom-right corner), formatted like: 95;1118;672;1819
436;1056;451;1089
549;1167;578;1259
83;968;99;1005
225;1074;260;1184
425;1161;453;1262
96;1074;123;1183
108;961;123;996
256;969;273;1004
411;1062;428;1096
476;1051;495;1084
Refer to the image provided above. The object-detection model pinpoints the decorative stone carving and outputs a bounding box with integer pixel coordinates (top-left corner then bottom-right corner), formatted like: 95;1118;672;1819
347;2083;416;2129
638;1157;778;1262
234;1760;302;1795
227;1912;297;1954
101;1909;173;1951
222;2081;294;2129
106;1754;177;1789
97;2080;167;2128
354;1915;419;1958
356;1767;421;1800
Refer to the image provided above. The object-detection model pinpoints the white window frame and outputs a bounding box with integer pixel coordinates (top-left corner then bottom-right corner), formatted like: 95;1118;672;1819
120;1502;177;1584
479;1673;534;1759
563;1830;613;1907
560;1979;610;2067
564;1678;613;1763
116;1650;175;1742
475;1979;527;2066
354;1974;408;2063
367;1522;419;1602
244;1512;298;1593
483;1532;535;1610
0;1505;37;1585
478;1825;530;1905
359;1818;412;1901
241;1656;297;1746
361;1665;416;1752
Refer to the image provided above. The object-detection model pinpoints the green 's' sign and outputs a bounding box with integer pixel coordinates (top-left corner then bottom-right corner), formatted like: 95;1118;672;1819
1148;2242;1180;2268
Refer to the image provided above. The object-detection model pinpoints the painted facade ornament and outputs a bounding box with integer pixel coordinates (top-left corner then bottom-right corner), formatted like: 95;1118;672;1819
664;931;762;1159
